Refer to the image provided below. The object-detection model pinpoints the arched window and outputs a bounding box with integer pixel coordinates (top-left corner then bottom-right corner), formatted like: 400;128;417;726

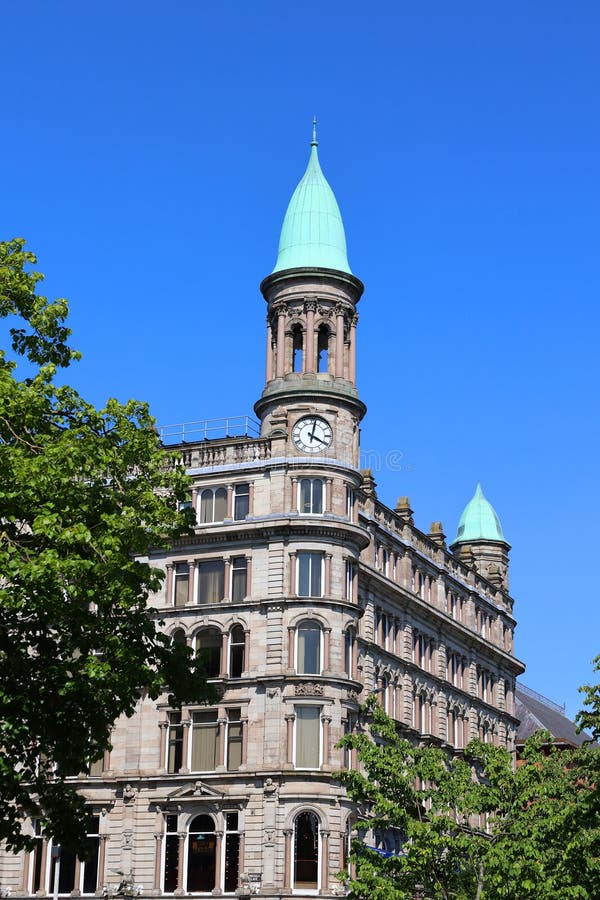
294;811;319;890
229;624;245;678
299;478;323;514
317;324;329;373
292;326;303;373
297;622;321;674
187;815;216;892
200;487;227;523
196;627;221;678
172;628;186;646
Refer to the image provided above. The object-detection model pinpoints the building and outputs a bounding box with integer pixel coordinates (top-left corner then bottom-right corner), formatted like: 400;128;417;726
0;130;525;898
515;684;593;756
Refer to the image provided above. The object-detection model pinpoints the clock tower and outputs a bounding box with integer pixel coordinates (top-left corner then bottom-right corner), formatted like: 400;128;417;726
254;124;366;469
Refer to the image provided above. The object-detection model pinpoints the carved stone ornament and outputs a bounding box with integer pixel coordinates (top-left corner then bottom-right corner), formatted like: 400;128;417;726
346;689;360;702
263;777;279;796
295;682;324;696
122;783;136;804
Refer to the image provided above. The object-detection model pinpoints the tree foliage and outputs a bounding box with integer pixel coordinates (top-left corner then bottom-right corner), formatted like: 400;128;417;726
577;654;600;743
0;239;212;853
337;696;600;899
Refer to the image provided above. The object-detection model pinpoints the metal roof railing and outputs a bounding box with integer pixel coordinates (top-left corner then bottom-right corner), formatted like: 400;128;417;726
159;416;260;445
517;682;566;714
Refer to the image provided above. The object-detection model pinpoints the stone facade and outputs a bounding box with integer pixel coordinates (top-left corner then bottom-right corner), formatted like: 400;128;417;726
0;156;524;900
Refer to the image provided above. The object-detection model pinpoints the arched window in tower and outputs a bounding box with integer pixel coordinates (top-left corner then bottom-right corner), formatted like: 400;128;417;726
229;624;245;677
196;627;221;678
317;324;329;373
297;621;321;674
200;487;227;523
344;628;356;677
186;815;216;893
292;325;303;373
171;628;186;646
293;811;319;890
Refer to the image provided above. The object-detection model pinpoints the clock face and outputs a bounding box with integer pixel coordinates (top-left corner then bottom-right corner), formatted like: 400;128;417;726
292;415;333;453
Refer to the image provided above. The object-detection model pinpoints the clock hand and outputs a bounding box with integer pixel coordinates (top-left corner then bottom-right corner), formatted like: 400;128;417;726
310;421;317;442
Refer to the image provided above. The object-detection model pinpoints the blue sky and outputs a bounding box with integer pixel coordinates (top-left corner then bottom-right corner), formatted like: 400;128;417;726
2;1;599;718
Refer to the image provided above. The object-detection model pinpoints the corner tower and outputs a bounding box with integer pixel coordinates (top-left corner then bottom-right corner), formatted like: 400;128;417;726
255;125;365;468
450;483;511;590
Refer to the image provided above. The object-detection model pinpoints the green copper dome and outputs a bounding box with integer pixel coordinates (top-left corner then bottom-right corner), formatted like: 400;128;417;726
272;127;351;274
451;483;509;546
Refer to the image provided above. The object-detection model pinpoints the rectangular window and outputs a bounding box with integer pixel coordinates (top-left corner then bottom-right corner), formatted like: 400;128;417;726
167;712;183;773
231;557;247;603
346;486;354;521
190;710;219;771
295;706;321;768
345;560;355;601
226;709;243;771
297;552;323;597
174;563;189;607
223;813;240;893
234;483;250;520
164;814;179;893
299;478;323;514
81;817;100;894
343;712;357;769
198;560;224;604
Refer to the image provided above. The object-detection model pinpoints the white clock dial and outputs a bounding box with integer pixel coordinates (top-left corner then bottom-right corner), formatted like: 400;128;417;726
292;416;333;453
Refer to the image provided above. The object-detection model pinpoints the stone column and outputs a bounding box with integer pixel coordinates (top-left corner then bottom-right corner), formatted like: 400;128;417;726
349;314;358;383
276;306;286;377
214;831;223;892
335;306;345;377
285;714;295;766
180;716;190;774
352;564;359;604
223;558;231;601
220;633;228;678
325;478;333;513
323;628;331;672
158;721;168;773
176;833;186;892
322;715;331;767
153;834;162;891
265;319;273;382
287;626;295;670
217;718;227;769
283;829;293;890
226;484;233;518
166;564;174;606
321;830;330;890
305;300;316;373
291;476;298;511
324;553;332;595
98;834;108;889
352;630;359;679
241;716;248;766
187;560;195;605
191;487;198;514
289;552;297;596
37;840;49;894
245;556;252;598
243;630;250;676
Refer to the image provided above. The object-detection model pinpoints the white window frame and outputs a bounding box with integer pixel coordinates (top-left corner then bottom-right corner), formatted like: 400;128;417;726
295;621;323;675
296;552;324;598
298;477;324;515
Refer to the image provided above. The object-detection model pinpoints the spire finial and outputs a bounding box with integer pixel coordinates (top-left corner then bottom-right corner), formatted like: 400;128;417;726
311;116;318;147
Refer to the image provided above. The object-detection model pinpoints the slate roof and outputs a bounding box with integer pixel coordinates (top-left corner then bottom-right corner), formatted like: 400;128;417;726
516;684;593;747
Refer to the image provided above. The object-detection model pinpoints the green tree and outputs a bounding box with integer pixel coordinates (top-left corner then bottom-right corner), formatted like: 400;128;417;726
577;654;600;742
337;697;600;899
0;239;212;853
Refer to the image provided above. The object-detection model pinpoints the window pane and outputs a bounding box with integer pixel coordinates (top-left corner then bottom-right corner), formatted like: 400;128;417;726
227;723;243;770
200;489;213;523
312;479;323;513
197;629;221;678
174;564;188;607
309;554;322;597
300;479;311;513
294;812;319;889
214;487;227;521
296;707;320;768
82;830;100;894
191;713;219;771
298;554;310;597
298;624;320;674
199;560;224;604
234;484;249;520
187;818;216;892
231;558;247;603
168;713;183;773
224;833;240;892
164;833;179;893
